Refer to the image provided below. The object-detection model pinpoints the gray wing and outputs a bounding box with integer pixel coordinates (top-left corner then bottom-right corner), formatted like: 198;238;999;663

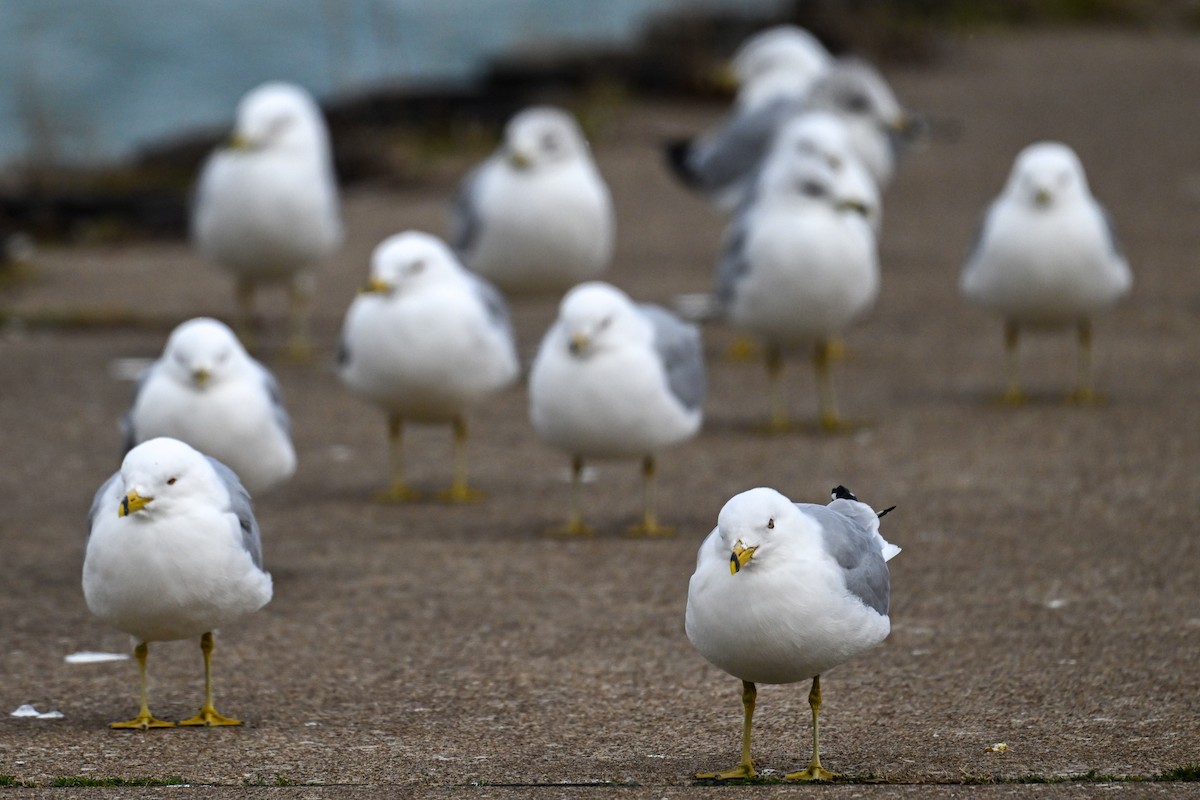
87;471;123;537
206;456;264;569
449;162;486;257
1098;203;1125;259
801;503;890;616
119;361;158;455
685;96;805;194
255;362;292;437
639;303;705;412
467;271;514;336
963;199;999;275
714;209;754;311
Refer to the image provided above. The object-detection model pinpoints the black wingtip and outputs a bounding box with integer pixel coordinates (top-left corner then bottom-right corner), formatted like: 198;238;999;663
831;485;857;501
664;138;700;187
877;505;897;518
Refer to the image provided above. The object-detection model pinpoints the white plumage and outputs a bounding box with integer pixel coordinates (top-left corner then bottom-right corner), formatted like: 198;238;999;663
717;151;879;430
529;281;704;535
728;25;832;113
192;81;342;355
123;317;296;495
451;106;614;294
337;231;519;501
686;486;899;780
83;437;272;729
961;141;1132;402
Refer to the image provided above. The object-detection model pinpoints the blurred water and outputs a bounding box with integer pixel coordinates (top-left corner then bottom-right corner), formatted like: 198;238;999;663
0;0;784;169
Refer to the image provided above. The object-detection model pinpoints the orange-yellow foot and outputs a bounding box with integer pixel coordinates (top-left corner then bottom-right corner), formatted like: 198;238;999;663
373;483;423;503
435;484;486;504
725;336;760;363
997;388;1028;406
178;706;242;727
545;519;594;538
784;765;838;782
1066;388;1105;406
281;337;315;363
110;712;175;731
626;521;675;538
696;762;756;781
819;414;866;434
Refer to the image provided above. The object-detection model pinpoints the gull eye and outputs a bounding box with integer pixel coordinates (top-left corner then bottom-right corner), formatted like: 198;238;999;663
167;478;177;486
541;132;560;152
844;93;871;114
597;316;613;331
409;259;426;275
766;517;774;529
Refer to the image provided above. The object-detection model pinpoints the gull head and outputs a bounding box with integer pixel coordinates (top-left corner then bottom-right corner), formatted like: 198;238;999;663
117;437;225;520
1006;141;1089;211
229;81;328;154
362;231;464;296
770;111;855;174
728;25;831;107
556;281;649;359
718;487;804;575
808;59;908;134
757;148;839;207
162;317;248;391
503;106;590;171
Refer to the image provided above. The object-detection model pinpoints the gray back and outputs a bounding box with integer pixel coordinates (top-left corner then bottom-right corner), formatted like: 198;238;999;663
800;503;890;615
639;303;705;412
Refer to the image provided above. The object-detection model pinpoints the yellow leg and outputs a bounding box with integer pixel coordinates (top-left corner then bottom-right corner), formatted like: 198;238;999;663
110;642;175;730
436;417;485;504
374;414;422;502
697;680;757;780
813;340;853;432
546;456;593;537
234;279;258;353
1067;319;1104;405
784;675;838;781
178;632;242;727
282;275;315;362
763;345;794;434
1000;320;1027;405
627;456;674;537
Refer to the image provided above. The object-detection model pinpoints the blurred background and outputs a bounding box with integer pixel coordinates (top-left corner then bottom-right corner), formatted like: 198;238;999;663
1;0;1195;249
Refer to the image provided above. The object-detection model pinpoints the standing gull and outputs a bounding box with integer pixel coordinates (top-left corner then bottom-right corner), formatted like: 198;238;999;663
451;106;614;294
717;151;879;432
192;81;342;357
122;317;296;495
337;231;519;502
529;282;704;536
960;141;1132;403
83;437;273;729
686;486;899;780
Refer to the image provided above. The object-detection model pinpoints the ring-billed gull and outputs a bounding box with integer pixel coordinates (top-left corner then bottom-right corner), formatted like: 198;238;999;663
960;141;1132;404
337;231;519;502
122;317;296;495
667;54;914;210
717;151;879;432
450;106;614;294
686;486;899;781
83;437;273;729
723;25;832;113
192;81;342;358
529;281;704;536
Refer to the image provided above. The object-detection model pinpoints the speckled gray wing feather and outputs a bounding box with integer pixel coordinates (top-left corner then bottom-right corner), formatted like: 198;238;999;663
449;163;486;257
639;303;705;411
206;456;264;569
800;503;890;616
257;363;292;437
714;210;753;311
686;96;805;194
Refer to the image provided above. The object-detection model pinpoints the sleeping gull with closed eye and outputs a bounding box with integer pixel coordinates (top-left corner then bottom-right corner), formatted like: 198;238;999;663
83;437;273;729
529;281;705;536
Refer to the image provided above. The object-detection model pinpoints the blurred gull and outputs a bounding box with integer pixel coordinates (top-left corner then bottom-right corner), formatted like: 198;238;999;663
960;141;1132;403
122;317;296;495
717;151;879;431
337;231;519;502
83;437;272;729
725;25;832;113
451;106;614;294
668;53;915;210
529;282;704;536
686;486;899;780
192;81;342;357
